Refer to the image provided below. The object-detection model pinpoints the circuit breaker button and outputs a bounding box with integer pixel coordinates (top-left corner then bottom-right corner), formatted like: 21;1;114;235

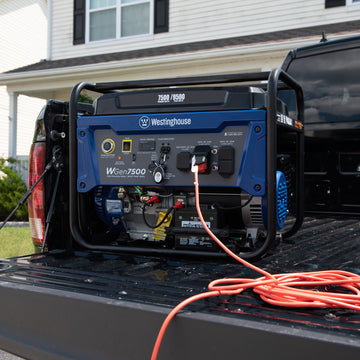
218;146;235;176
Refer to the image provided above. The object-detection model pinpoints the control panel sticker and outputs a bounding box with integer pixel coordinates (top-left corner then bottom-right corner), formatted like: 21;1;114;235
93;125;251;187
106;167;147;178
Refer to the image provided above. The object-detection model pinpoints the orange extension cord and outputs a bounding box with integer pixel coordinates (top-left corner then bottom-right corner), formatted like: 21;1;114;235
151;167;360;360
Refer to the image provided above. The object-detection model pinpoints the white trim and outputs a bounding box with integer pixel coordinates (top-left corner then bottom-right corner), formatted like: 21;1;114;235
117;0;121;39
89;1;116;11
8;92;18;158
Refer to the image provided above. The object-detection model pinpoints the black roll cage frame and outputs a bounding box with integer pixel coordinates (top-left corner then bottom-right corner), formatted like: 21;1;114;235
68;68;304;259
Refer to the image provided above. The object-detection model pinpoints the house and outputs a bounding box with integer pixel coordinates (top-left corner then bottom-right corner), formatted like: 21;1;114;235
1;0;360;160
0;0;47;159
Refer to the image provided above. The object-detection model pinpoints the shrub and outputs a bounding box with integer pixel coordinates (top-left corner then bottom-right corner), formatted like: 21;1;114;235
0;158;28;221
79;93;93;104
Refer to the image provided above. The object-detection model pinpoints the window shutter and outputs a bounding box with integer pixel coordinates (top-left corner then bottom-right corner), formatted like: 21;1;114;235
325;0;346;8
73;0;86;45
154;0;169;34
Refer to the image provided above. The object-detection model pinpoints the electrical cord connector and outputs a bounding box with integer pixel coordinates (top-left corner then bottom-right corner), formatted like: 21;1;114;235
146;195;160;205
191;154;208;173
173;201;184;210
150;170;360;360
191;155;198;173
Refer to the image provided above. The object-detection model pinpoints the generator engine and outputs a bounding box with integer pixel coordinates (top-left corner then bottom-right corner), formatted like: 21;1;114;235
92;168;288;253
72;70;304;258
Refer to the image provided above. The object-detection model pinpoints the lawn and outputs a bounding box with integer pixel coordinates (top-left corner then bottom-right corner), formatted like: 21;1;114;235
0;226;35;258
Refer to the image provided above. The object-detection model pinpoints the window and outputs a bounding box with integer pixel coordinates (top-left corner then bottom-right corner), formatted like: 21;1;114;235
73;0;168;45
325;0;345;7
88;0;152;42
325;0;360;7
280;47;360;125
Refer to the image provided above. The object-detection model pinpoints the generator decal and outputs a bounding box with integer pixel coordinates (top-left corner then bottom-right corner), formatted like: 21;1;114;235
106;167;147;178
276;113;294;127
139;116;151;129
157;93;186;103
139;115;192;129
181;220;211;228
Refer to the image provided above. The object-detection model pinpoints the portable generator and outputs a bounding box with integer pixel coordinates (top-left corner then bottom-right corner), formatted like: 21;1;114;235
69;69;304;259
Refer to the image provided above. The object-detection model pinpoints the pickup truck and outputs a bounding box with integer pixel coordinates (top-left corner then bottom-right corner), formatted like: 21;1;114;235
0;35;359;360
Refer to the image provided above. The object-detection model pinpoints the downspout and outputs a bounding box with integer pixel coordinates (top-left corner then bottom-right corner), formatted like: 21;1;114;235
47;0;52;60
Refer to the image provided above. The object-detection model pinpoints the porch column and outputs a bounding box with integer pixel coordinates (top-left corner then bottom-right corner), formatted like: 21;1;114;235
8;91;18;158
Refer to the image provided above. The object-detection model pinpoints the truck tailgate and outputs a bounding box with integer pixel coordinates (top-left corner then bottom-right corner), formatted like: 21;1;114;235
0;216;359;360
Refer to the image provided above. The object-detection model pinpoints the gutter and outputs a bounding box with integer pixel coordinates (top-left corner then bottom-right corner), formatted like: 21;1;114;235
47;0;52;61
0;32;357;95
0;37;317;83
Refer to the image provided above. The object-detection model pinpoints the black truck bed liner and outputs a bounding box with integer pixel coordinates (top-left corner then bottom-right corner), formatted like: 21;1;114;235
0;216;359;359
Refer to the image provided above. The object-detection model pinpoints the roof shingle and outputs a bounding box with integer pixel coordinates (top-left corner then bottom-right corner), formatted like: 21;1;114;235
6;20;360;74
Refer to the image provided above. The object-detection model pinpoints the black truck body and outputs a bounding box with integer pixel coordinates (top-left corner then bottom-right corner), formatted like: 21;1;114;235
0;35;359;359
280;35;360;214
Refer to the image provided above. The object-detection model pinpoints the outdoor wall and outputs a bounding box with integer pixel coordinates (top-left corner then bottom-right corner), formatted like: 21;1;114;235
51;0;360;60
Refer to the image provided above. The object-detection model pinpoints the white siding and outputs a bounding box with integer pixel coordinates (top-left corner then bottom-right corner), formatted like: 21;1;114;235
51;0;360;60
0;0;47;157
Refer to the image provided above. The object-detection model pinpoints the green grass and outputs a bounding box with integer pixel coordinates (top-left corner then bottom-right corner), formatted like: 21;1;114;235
0;226;35;258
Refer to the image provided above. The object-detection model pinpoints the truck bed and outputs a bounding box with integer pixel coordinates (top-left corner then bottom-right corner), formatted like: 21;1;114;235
0;215;359;360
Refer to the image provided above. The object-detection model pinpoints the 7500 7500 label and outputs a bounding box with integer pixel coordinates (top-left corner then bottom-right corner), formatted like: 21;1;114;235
157;93;186;103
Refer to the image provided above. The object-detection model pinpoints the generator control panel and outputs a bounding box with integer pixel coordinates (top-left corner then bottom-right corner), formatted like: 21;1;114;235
77;109;266;196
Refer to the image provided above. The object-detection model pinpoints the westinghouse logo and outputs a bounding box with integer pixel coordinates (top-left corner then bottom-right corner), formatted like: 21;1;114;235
139;116;151;129
138;115;192;129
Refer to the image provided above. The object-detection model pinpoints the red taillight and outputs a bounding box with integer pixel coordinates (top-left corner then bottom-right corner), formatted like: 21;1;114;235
28;142;46;248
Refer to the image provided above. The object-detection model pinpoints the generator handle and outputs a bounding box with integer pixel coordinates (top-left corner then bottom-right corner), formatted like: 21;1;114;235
267;68;304;242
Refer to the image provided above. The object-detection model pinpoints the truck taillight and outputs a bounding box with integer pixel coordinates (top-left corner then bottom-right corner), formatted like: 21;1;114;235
28;142;46;248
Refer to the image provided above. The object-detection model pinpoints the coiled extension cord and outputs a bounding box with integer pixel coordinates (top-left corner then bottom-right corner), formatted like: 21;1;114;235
151;166;360;360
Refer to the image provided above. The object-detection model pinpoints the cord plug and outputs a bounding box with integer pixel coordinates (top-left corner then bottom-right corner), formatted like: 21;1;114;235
191;153;208;173
173;201;184;210
191;155;198;173
146;195;160;205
